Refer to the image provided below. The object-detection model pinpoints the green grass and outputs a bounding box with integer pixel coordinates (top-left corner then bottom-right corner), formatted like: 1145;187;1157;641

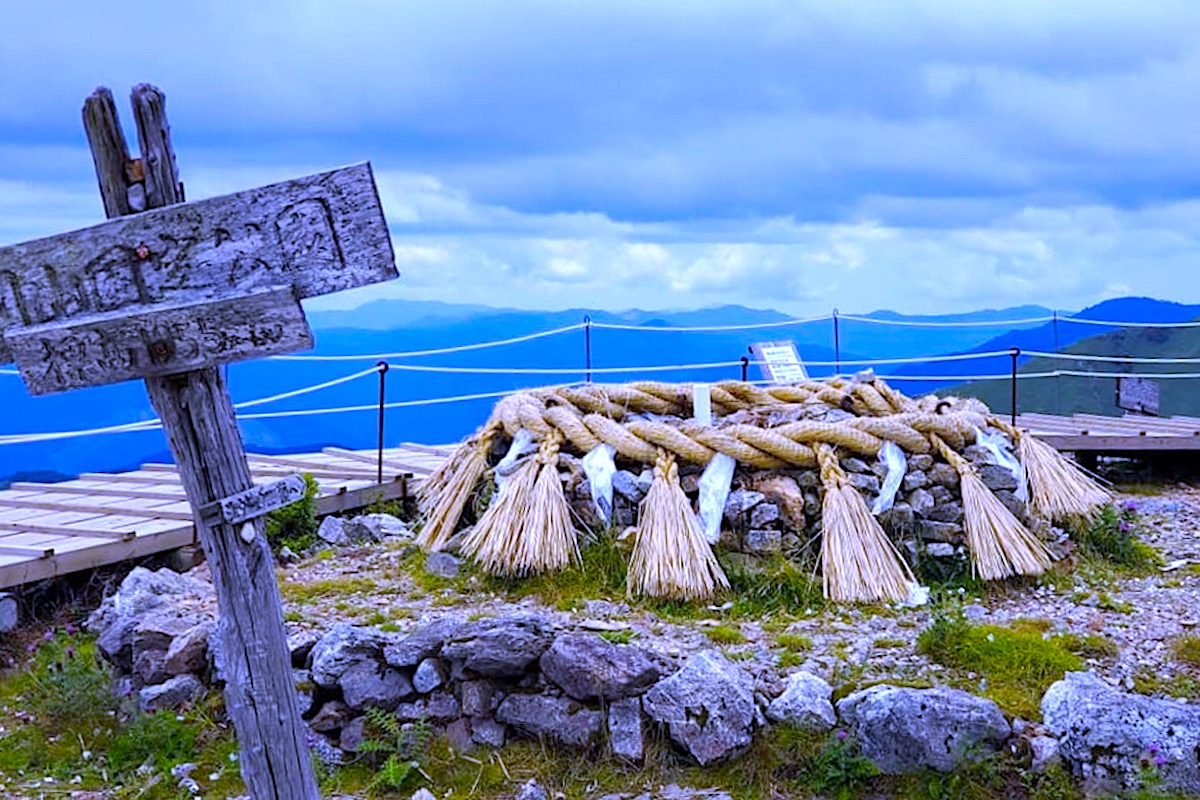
281;575;380;604
776;632;814;651
917;613;1082;719
1052;632;1119;659
264;472;321;554
704;624;746;645
1172;634;1200;666
598;629;637;645
1072;504;1161;572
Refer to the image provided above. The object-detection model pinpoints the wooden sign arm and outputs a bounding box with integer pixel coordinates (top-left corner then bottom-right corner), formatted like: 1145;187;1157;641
82;86;321;800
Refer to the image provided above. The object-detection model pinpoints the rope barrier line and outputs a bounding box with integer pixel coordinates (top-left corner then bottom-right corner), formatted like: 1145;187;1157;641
267;323;586;361
590;315;832;332
1022;350;1200;364
235;364;384;409
380;360;745;375
836;313;1057;328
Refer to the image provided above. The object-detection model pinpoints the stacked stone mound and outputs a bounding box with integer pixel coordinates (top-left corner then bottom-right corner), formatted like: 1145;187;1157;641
86;567;1200;795
419;376;1105;600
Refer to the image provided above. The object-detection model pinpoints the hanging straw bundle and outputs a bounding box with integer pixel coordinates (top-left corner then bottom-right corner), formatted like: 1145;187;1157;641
988;419;1110;521
816;444;915;604
627;450;728;601
460;433;580;576
416;423;501;552
931;433;1054;580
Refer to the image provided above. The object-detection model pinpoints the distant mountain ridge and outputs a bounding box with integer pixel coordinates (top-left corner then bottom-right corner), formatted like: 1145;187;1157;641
1;297;1192;487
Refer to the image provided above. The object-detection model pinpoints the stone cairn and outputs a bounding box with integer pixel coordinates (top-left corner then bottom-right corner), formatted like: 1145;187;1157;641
417;376;1110;602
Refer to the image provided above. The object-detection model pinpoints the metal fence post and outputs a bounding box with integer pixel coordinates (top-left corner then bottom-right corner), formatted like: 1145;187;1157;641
376;361;389;484
583;315;592;383
833;307;841;376
1009;347;1020;427
740;355;749;382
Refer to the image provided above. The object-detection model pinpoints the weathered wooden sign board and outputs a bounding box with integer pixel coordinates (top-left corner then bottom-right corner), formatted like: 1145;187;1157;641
751;339;809;384
0;84;400;800
1117;376;1160;416
202;474;308;527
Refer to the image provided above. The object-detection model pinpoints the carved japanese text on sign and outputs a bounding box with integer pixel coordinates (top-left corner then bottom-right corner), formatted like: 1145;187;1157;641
0;162;395;366
8;288;311;394
203;475;309;526
1117;376;1160;416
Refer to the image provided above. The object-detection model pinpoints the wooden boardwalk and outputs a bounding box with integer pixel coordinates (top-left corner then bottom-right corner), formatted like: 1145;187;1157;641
0;444;452;590
1018;413;1200;452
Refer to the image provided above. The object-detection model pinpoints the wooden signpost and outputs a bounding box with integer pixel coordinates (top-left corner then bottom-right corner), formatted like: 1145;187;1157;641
0;85;399;799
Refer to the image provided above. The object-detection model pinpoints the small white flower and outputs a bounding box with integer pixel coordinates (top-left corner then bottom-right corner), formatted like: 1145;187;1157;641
986;633;995;642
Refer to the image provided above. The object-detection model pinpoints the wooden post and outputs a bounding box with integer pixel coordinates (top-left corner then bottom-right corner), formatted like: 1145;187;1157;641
83;86;320;800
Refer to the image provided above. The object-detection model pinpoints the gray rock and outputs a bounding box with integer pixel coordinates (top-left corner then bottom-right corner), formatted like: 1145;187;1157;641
609;697;645;761
133;649;170;686
310;624;387;687
340;661;413;711
723;490;765;523
749;503;780;529
795;470;822;489
496;693;604;748
901;471;928;491
978;464;1019;492
636;469;654;495
802;490;821;518
164;620;214;676
383;617;461;668
307;728;346;767
1030;735;1062;772
340;716;368;752
926;501;964;524
294;669;315;717
411;789;437;800
642;650;757;765
743;529;782;555
0;593;17;633
841;457;871;474
516;779;549;800
927;463;960;487
540;633;662;701
413;658;445;694
964;445;996;465
139;673;205;712
766;672;835;731
846;473;880;494
316;516;349;546
288;630;321;668
393;699;429;722
1043;671;1200;794
962;603;988;621
345;512;411;542
445;717;474;752
929;485;954;505
918;520;963;543
87;567;215;670
909;454;934;471
909;488;935;518
309;700;352;732
885;501;915;529
613;470;646;503
925;542;956;558
460;679;496;716
837;685;1010;774
427;690;462;722
471;716;506;747
425;552;462;579
442;614;555;678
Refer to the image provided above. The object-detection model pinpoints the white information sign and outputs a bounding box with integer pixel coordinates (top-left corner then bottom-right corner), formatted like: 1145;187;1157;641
751;340;808;384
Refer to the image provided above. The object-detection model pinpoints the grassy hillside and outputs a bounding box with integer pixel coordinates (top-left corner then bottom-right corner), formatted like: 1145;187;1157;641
950;323;1200;418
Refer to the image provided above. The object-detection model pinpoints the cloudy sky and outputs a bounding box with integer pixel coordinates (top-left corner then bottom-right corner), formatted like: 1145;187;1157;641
1;0;1198;315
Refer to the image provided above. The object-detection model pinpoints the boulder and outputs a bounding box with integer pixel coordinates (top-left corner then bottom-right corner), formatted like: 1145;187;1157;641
413;658;445;694
608;697;646;761
425;552;462;579
723;490;765;524
743;529;782;555
927;463;960;488
340;716;368;752
642;650;757;765
841;457;872;474
316;516;349;546
496;694;603;748
427;690;462;722
917;521;963;543
749;503;780;529
471;716;507;747
901;471;928;491
978;465;1019;492
748;475;806;530
340;660;413;711
846;473;881;494
909;489;935;518
1042;671;1200;794
909;454;935;471
383;617;462;668
540;633;662;701
309;700;352;732
164;620;215;676
460;679;496;716
766;672;835;731
925;502;964;524
310;624;387;687
837;685;1010;774
139;673;205;712
613;470;647;503
345;513;411;542
288;630;321;668
442;614;554;678
87;567;215;671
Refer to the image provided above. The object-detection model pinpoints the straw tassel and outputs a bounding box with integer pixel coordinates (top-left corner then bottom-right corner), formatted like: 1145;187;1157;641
460;433;580;576
627;450;728;601
816;444;915;604
990;419;1110;521
931;433;1054;580
416;424;500;552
